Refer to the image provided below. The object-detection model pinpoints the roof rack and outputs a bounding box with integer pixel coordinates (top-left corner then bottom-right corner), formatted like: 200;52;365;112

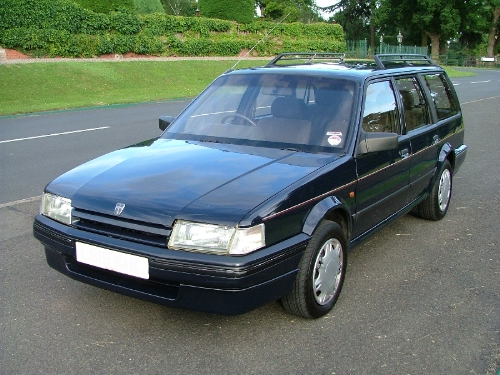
267;52;345;66
374;54;437;69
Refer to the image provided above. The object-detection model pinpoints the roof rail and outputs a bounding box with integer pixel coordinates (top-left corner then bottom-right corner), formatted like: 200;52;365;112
267;52;345;66
374;54;437;69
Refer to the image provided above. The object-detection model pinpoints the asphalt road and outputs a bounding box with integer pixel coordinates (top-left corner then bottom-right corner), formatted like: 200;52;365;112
0;68;499;374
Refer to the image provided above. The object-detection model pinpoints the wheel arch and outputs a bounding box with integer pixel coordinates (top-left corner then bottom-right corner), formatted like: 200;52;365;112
439;142;456;170
302;197;352;241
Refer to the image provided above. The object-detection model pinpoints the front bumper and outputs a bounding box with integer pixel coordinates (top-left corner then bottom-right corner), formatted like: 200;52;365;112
34;214;308;315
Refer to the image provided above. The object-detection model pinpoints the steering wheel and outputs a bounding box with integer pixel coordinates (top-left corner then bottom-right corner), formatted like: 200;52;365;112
221;113;258;127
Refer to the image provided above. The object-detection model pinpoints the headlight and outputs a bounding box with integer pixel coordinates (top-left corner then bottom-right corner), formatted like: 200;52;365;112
41;193;73;225
168;220;265;255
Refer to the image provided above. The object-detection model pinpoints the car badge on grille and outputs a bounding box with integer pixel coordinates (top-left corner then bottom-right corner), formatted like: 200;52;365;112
114;203;126;216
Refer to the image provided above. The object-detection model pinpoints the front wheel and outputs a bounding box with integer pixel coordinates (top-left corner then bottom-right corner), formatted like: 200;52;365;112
281;221;347;319
416;160;453;221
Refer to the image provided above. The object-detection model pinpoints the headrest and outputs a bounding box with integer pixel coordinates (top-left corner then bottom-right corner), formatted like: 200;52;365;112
271;97;307;119
315;87;349;106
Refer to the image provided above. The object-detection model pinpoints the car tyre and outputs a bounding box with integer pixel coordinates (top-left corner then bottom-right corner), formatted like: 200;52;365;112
416;160;452;221
281;221;347;319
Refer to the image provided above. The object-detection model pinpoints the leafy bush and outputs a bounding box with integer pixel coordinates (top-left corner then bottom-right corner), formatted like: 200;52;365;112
0;0;346;58
73;0;134;14
198;0;255;24
141;14;232;36
160;0;194;16
133;0;164;15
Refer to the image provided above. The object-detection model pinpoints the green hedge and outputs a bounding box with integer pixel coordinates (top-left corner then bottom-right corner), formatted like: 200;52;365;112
0;0;345;58
198;0;254;24
141;13;233;36
73;0;134;14
0;0;142;35
133;0;164;15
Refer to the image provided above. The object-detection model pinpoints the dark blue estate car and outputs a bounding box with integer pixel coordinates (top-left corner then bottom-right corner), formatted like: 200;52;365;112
34;53;467;318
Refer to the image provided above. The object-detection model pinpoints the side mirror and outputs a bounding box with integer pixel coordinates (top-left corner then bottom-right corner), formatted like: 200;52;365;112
159;116;175;131
358;132;399;154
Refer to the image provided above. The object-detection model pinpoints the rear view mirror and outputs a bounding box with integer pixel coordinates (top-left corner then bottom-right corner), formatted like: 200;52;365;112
159;116;175;131
358;132;399;154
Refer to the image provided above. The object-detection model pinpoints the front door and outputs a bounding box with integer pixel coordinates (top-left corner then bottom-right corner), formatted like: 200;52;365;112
353;79;411;238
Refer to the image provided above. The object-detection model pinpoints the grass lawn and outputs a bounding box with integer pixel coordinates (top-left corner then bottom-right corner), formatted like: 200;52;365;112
0;59;261;116
444;66;476;77
0;60;475;116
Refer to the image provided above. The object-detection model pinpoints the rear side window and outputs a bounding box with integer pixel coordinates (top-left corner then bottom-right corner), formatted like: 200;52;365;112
362;81;400;134
423;74;459;120
395;77;431;131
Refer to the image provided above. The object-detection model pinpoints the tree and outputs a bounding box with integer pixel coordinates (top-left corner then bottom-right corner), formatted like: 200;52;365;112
484;0;500;56
257;0;320;23
322;0;377;49
133;0;165;14
198;0;255;23
330;10;370;43
375;0;468;58
160;0;196;16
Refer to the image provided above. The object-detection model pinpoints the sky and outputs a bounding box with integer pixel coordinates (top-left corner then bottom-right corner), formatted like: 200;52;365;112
314;0;338;19
315;0;337;7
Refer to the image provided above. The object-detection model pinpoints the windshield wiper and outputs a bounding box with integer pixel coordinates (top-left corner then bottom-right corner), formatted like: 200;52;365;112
199;139;227;144
280;147;315;154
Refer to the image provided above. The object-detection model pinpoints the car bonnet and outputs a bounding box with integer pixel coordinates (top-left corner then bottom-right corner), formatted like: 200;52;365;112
46;139;339;227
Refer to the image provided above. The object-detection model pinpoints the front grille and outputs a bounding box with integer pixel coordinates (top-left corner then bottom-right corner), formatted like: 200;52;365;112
72;209;171;247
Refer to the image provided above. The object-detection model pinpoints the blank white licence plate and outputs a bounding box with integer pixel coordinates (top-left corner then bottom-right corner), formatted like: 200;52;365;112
75;242;149;279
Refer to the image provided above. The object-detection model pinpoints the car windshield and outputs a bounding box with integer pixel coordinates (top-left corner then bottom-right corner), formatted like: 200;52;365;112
162;72;357;153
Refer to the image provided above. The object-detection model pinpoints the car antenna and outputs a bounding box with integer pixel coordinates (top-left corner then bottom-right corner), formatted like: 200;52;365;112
229;12;291;71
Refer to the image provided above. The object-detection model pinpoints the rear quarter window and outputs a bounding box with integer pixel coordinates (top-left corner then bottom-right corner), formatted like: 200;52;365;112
423;73;459;121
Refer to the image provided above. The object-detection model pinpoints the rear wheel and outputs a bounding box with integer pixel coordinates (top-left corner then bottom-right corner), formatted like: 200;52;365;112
416;160;452;221
281;221;347;319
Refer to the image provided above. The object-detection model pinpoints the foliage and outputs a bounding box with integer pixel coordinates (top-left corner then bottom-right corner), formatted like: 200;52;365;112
198;0;255;24
133;0;165;14
160;0;196;16
0;0;345;58
72;0;134;13
260;0;318;23
140;13;233;35
0;0;142;35
325;0;499;58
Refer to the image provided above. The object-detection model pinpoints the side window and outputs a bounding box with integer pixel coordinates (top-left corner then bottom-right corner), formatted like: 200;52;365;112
362;81;400;134
423;73;459;120
395;77;431;131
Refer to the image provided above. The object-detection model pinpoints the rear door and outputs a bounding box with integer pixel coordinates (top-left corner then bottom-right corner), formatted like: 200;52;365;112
394;75;435;201
397;73;461;202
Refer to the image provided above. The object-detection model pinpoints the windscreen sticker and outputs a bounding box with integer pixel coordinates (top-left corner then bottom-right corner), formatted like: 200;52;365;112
327;135;342;146
326;132;342;146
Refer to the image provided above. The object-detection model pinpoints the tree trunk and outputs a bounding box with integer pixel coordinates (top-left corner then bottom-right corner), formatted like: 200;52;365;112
421;31;428;48
486;7;500;57
425;31;440;61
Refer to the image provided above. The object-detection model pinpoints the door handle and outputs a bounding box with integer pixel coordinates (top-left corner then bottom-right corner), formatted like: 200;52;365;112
399;148;409;158
433;134;440;144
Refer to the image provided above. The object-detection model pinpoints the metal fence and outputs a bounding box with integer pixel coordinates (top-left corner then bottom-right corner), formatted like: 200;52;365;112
346;40;428;59
346;40;499;68
436;54;500;68
377;44;428;55
345;40;368;59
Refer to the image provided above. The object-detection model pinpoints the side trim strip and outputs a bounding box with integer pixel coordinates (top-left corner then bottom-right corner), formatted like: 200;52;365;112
263;181;356;221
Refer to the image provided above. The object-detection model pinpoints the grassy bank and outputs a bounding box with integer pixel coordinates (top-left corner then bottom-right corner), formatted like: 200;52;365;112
0;61;473;116
0;59;261;116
